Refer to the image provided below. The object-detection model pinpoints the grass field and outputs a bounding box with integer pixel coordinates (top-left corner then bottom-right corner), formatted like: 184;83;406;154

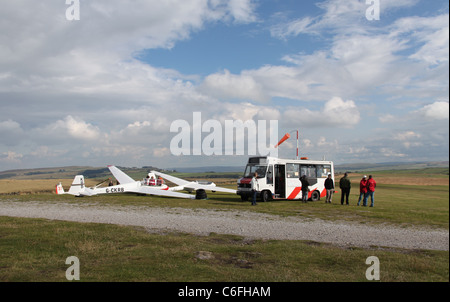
0;216;448;282
0;168;448;282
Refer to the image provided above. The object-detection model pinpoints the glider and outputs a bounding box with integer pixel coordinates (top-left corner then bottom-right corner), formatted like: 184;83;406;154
56;165;236;199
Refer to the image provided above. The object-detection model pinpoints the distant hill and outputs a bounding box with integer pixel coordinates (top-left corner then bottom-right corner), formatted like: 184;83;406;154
0;166;159;180
335;161;449;173
0;166;94;180
169;161;449;173
170;166;245;173
0;161;447;180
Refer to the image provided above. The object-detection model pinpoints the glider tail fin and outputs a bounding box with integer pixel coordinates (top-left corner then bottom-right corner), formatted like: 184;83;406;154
67;175;86;196
55;182;65;195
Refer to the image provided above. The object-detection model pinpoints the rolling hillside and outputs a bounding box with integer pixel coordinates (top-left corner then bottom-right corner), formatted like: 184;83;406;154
0;161;447;181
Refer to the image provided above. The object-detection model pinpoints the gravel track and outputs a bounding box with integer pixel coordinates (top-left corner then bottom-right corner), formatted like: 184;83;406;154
0;201;448;251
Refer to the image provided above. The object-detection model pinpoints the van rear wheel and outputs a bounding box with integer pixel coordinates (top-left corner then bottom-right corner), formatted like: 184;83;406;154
310;190;320;201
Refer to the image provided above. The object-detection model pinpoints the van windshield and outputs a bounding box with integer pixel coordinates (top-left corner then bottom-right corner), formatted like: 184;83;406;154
243;164;267;178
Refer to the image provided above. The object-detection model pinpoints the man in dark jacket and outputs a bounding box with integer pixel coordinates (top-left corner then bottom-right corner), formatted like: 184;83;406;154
324;173;334;203
300;175;310;203
339;173;351;205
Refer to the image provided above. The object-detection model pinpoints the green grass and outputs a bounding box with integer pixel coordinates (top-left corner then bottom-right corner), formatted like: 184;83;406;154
0;216;448;282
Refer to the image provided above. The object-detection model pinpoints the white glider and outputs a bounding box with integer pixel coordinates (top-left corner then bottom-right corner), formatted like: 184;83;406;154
56;165;236;199
56;165;195;199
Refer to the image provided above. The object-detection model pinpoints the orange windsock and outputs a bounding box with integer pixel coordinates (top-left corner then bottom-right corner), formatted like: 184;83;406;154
274;133;290;148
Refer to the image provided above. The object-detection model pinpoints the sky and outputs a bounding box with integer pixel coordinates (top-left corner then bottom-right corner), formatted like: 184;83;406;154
0;0;448;171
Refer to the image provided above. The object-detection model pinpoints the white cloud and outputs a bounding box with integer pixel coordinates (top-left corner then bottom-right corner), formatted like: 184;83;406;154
270;17;315;39
31;116;102;144
0;120;25;146
393;131;421;141
393;131;423;149
330;34;406;85
283;97;360;128
201;19;446;103
153;147;170;158
418;101;450;120
226;0;258;23
270;0;420;39
29;146;68;159
57;116;102;141
0;0;259;95
317;136;338;148
266;2;448;103
270;0;366;39
390;14;449;65
200;69;268;102
379;114;395;123
0;0;256;65
379;148;407;158
0;151;23;164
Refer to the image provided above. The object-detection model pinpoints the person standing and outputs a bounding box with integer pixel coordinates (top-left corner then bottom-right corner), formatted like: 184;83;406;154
364;175;377;207
357;175;368;206
339;172;351;205
324;173;334;203
300;175;310;203
250;172;259;206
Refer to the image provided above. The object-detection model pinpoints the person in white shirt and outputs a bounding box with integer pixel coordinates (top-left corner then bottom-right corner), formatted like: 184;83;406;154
250;172;259;206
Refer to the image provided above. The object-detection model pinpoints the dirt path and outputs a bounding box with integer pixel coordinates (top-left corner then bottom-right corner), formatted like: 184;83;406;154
0;201;448;251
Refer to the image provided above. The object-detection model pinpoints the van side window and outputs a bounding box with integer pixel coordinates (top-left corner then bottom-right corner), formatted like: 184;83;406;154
300;165;317;178
267;165;273;184
317;165;331;178
286;163;299;178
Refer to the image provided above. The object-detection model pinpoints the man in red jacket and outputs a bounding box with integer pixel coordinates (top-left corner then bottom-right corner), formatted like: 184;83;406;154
363;175;377;207
357;175;368;206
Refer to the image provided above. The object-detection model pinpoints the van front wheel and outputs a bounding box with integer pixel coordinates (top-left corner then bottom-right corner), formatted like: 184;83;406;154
260;190;272;202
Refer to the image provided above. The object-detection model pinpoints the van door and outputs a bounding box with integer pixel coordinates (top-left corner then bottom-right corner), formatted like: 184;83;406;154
274;164;285;198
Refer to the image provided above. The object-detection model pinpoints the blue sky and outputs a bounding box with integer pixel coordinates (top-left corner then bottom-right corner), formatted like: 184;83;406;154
138;2;328;75
139;0;448;74
0;0;448;170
